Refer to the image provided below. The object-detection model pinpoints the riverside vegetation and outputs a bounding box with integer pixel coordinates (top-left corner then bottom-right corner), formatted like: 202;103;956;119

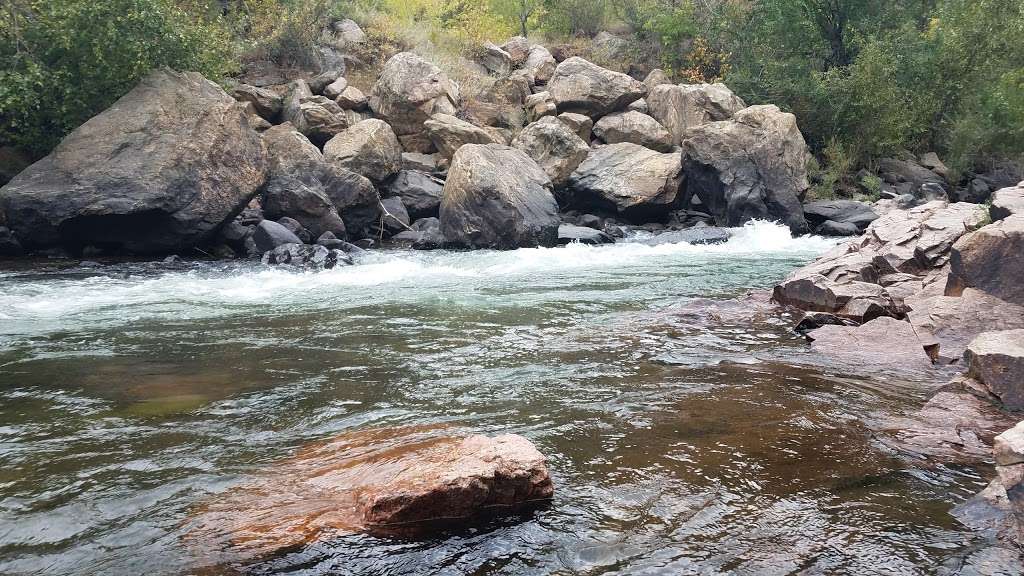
1;1;1024;574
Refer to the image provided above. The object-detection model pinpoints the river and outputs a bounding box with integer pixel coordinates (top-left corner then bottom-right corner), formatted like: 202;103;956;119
0;222;996;575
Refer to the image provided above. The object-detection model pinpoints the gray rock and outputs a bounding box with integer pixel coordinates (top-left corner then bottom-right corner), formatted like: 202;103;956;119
392;216;444;249
440;144;558;249
682;105;810;233
369;52;459;138
556;113;593;142
0;70;266;254
500;36;530;67
379;196;410;235
965;330;1024;410
568;143;682;219
401;152;438;173
637;227;732;246
423;113;495;159
647;83;746;145
335;85;368;111
524;91;557;122
230;83;283;122
0;226;23;256
254;220;302;252
991;183;1024;221
322;76;349;99
803;200;879;231
592;111;673;152
817;220;860;236
876;158;949;198
523;45;556;85
557;224;614;245
385;170;444;219
262;242;351;269
548;57;646;118
324;119;403;183
512;116;590;187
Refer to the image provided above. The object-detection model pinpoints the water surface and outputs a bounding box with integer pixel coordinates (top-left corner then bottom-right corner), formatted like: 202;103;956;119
0;222;996;575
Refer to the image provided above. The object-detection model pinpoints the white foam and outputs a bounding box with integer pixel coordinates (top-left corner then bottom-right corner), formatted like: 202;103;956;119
0;221;838;334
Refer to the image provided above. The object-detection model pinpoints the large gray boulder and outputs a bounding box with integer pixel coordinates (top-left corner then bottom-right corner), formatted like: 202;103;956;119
592;111;673;152
511;116;589;187
547;57;646;118
253;220;302;252
0;70;266;254
324;119;403;183
947;215;1024;306
682;105;809;233
647;83;746;145
423;113;495;159
803;200;878;232
369;52;460;139
569;143;682;219
440;144;559;249
384;170;444;219
259;124;347;238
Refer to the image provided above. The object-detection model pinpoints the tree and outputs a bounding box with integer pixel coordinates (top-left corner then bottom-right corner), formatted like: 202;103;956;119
491;0;544;37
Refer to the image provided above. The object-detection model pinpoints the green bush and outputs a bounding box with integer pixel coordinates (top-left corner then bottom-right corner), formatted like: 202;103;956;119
0;0;236;158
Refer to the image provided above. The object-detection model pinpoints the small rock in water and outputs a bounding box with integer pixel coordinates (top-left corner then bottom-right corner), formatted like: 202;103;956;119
557;224;614;245
638;227;731;246
261;243;351;269
186;428;553;561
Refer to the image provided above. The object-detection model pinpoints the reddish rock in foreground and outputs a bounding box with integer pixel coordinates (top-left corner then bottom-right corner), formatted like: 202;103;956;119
187;428;553;562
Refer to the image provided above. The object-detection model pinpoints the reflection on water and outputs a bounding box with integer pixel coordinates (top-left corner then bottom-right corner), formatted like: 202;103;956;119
0;223;997;575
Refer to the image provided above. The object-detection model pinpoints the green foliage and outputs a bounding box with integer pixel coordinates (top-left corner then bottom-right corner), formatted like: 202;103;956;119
539;0;607;37
0;0;235;158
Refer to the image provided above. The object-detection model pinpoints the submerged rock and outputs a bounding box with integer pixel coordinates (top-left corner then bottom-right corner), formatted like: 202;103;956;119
557;224;614;245
637;227;732;246
806;316;933;372
187;428;553;560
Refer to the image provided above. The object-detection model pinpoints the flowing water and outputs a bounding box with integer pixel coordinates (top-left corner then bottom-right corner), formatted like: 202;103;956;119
0;222;999;575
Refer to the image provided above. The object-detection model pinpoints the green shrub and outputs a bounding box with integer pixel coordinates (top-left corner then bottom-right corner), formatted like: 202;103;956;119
0;0;236;158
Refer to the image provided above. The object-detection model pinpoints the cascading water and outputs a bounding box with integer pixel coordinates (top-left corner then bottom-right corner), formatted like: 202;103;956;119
0;222;995;575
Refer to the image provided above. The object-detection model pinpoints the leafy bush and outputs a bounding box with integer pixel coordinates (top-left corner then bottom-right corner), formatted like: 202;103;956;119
0;0;235;158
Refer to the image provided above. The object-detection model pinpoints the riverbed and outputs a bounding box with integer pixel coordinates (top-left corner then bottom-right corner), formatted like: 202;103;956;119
0;222;997;575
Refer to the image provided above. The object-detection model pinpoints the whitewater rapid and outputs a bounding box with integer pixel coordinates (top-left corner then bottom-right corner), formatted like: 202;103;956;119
0;221;840;339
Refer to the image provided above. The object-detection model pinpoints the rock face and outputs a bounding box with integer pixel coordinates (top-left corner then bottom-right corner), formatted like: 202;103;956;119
965;330;1024;410
908;288;1024;363
952;421;1024;545
647;83;746;145
568;143;682;218
947;215;1024;306
423;113;495;159
324;119;403;183
592;111;673;152
187;428;553;560
682;105;809;233
0;70;266;254
440;144;559;249
369;52;460;140
547;57;646;118
511;116;590;187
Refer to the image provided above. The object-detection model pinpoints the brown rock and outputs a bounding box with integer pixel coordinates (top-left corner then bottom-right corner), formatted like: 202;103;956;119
947;215;1024;307
807;316;932;371
187;428;553;561
907;289;1024;363
557;112;593;142
991;183;1024;221
423;113;495;159
547;57;646;118
512;116;589;187
647;82;745;145
965;330;1024;410
324;119;403;183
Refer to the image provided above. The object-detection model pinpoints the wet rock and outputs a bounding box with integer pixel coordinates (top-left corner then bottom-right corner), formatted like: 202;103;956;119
440;144;558;249
647;83;746;145
557;224;613;245
793;311;857;335
423;113;495;159
682;105;809;233
592;111;673;152
803;200;878;232
230;83;283;123
324;119;403;183
947;215;1024;306
0;70;266;254
187;429;553;559
261;243;351;269
548;57;646;118
568;143;682;219
0;226;24;256
385;170;444;219
369;52;460;140
512;116;590;187
637;227;732;246
253;220;302;252
806;316;932;371
965;330;1024;410
990;183;1024;221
